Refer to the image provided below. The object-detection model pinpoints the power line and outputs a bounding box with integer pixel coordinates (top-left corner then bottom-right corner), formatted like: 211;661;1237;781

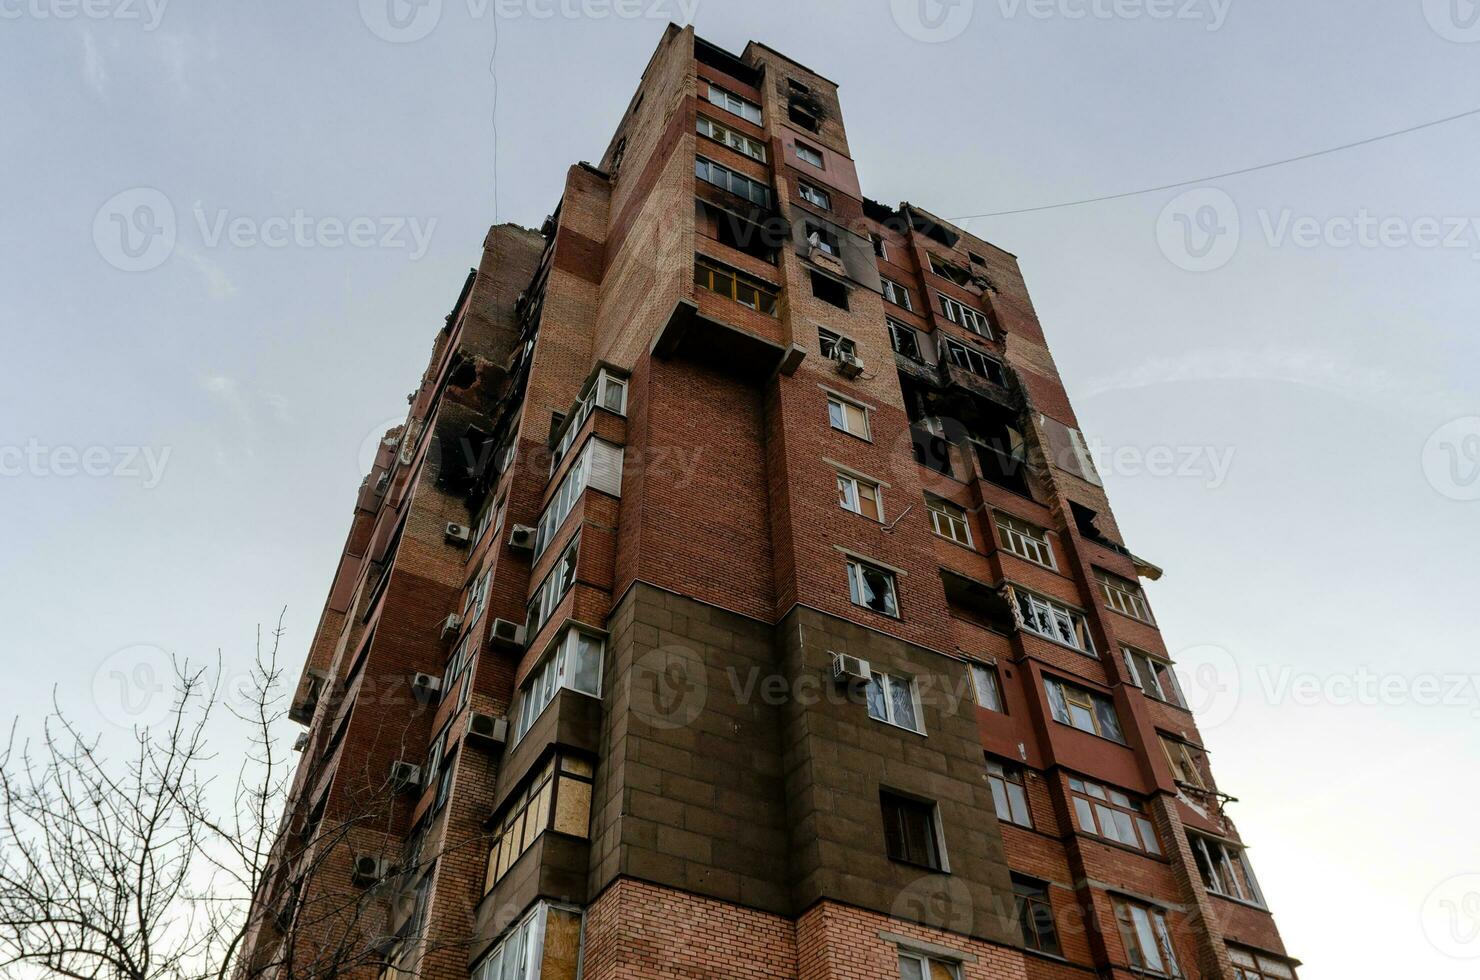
949;106;1480;221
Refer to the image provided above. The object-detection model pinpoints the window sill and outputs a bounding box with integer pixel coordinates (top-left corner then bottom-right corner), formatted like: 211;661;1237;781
1072;830;1168;863
868;715;927;738
1020;627;1098;660
886;856;945;874
829;423;872;443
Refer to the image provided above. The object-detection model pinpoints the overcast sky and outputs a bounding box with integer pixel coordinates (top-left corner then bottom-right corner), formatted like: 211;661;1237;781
3;1;1478;976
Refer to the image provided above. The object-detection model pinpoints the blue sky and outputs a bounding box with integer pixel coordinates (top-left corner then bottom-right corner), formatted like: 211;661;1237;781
2;1;1478;976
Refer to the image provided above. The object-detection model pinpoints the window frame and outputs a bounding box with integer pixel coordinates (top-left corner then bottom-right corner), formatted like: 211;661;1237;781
1067;775;1161;855
994;512;1056;569
1228;946;1296;979
942;337;1005;385
525;534;580;639
925;495;973;547
695;154;772;208
806;222;841;256
826;394;871;440
818;327;857;362
880;790;945;870
887;318;922;362
694;256;781;316
847;558;900;619
866;670;922;732
798;180;832;210
1012;586;1095;654
1113;897;1183;977
1012;874;1062;956
897;950;961;980
836;471;883;522
970;662;1004;712
1190;834;1266;907
695;113;767;161
513;627;606;744
794;140;824;168
939;294;992;336
704;81;762;124
1095;568;1155;623
1123;646;1186;708
987;759;1031;827
1044;676;1126;744
1159;735;1207;790
881;277;914;311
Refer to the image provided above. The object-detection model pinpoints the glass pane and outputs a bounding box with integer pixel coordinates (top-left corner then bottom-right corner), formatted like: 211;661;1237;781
890;677;918;730
898;955;925;980
1137;817;1161;854
828;400;846;429
858;484;881;521
1072;797;1096;834
1095;698;1124;742
866;674;888;722
973;666;1002;711
1008;783;1031;826
1132;907;1165;973
928;961;957;980
837;475;856;510
572;634;601;695
1111;808;1138;846
989;777;1012;822
1044;680;1070;725
1068;702;1095;733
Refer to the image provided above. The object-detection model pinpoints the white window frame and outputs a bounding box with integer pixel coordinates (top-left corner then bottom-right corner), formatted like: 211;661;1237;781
526;534;579;639
1190;834;1266;907
926;495;973;547
1012;586;1095;653
798;180;832;210
1096;568;1155;623
549;368;628;475
470;903;547;980
818;328;856;361
696;114;766;161
872;234;889;261
940;295;991;336
987;759;1031;826
695;155;772;208
836;472;882;522
513;626;606;743
795;140;824;167
994;512;1056;569
534;438;623;560
881;277;913;311
704;81;762;124
847;558;899;618
826;394;871;440
887;318;922;361
866;671;923;733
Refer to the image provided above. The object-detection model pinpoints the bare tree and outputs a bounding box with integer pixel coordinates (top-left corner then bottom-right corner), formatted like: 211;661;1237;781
0;616;477;980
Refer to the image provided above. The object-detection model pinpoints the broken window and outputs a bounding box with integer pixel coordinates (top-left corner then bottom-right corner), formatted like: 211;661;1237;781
847;558;899;617
1044;676;1124;742
810;270;849;310
887;319;922;362
1190;835;1266;907
943;338;1005;385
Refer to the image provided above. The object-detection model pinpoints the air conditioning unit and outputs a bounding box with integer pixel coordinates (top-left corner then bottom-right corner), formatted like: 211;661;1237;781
292;732;309;752
445;522;470;545
508;525;536;553
831;652;872;685
351;854;391;886
466;712;509;749
835;353;865;379
439;613;462;639
411;673;443;702
388;760;422;791
489;618;526;650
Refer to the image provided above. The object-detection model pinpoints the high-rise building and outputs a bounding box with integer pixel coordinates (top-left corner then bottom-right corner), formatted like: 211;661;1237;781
246;24;1297;980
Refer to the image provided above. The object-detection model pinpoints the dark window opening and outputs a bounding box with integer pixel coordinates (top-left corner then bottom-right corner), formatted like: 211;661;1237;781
968;250;987;266
806;223;840;256
871;233;887;258
888;320;922;362
810;270;849;310
695;38;759;86
881;791;941;870
789;99;819;132
697;200;781;263
1013;875;1061;955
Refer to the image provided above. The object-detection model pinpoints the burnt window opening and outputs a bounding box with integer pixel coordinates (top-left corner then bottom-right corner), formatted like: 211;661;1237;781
697;200;782;263
974;415;1031;497
810;270;849;310
805;222;840;257
695;38;759;86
